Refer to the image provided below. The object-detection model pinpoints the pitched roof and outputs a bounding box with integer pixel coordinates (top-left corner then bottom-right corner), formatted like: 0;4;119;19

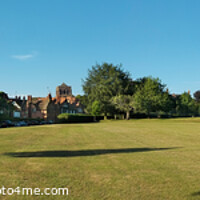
61;83;68;87
38;99;49;110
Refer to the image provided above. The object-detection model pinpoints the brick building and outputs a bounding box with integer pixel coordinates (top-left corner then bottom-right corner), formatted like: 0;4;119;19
10;83;84;121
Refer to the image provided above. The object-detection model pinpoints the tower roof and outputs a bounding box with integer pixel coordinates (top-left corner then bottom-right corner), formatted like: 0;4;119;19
57;83;71;88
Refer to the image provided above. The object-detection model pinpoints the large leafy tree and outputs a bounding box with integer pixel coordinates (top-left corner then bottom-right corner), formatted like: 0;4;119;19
176;92;197;116
82;63;133;117
194;90;200;102
111;95;134;120
133;77;169;117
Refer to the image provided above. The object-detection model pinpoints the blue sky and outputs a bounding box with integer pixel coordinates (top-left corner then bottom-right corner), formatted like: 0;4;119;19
1;0;200;97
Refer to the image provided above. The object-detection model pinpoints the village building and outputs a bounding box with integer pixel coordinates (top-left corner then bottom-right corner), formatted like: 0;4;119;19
9;83;84;121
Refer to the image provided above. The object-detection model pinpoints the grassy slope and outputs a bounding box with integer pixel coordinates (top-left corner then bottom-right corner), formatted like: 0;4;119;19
0;118;200;199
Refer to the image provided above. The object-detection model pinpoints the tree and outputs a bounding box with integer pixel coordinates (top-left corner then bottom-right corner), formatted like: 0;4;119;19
0;96;8;114
133;77;168;117
198;104;200;116
193;90;200;116
76;95;88;105
194;90;200;102
76;94;89;113
111;95;134;120
91;100;101;121
176;92;197;116
0;92;12;117
161;92;174;114
82;63;132;118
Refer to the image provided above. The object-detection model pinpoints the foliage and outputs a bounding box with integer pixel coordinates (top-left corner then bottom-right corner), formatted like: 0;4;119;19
161;92;174;114
194;90;200;102
82;63;132;116
91;100;101;117
76;95;88;107
176;92;197;116
82;62;200;118
75;94;89;113
111;95;134;119
57;113;94;123
198;104;200;115
133;77;168;116
0;92;13;117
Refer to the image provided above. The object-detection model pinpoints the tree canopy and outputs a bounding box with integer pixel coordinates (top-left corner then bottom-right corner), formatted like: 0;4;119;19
81;63;200;119
0;92;12;117
111;95;134;120
194;90;200;102
82;63;133;116
176;92;196;116
133;77;169;116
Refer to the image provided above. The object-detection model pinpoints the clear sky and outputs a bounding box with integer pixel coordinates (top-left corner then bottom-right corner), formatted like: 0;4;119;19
1;0;200;97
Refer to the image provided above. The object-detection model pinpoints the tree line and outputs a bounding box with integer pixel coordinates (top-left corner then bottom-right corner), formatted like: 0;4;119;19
0;92;13;119
77;63;200;119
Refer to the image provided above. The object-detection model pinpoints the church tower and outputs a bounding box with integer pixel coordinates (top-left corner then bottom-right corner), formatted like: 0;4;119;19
56;83;72;98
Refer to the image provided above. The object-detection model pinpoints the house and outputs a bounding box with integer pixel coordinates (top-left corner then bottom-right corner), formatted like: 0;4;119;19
10;83;84;121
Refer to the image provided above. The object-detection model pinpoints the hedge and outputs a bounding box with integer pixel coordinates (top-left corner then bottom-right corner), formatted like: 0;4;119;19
57;113;94;123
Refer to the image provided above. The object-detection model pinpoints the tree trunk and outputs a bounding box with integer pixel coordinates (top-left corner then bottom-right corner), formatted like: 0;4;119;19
147;111;150;119
126;111;130;120
157;112;161;118
114;114;117;120
104;115;107;120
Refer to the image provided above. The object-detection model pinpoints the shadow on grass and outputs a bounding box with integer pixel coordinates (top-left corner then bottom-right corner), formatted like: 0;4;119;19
5;147;180;158
191;191;200;196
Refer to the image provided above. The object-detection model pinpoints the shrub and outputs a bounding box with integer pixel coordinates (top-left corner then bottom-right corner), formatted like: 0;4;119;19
57;113;94;123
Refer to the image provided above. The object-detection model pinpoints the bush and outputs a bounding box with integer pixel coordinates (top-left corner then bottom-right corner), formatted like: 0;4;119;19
57;113;94;123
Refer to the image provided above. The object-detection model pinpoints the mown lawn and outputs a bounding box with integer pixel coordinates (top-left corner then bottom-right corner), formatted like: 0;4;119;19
1;118;200;199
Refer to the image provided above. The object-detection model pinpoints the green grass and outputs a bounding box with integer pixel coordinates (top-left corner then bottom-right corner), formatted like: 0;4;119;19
1;118;200;199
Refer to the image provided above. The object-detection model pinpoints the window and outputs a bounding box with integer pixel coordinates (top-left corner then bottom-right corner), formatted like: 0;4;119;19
13;111;20;118
78;108;82;113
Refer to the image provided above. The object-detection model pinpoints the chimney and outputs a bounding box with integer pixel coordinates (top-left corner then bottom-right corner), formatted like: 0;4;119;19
27;95;32;102
188;90;190;95
48;93;52;102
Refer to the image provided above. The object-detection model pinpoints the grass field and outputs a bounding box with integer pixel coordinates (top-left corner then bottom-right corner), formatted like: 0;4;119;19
1;118;200;199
